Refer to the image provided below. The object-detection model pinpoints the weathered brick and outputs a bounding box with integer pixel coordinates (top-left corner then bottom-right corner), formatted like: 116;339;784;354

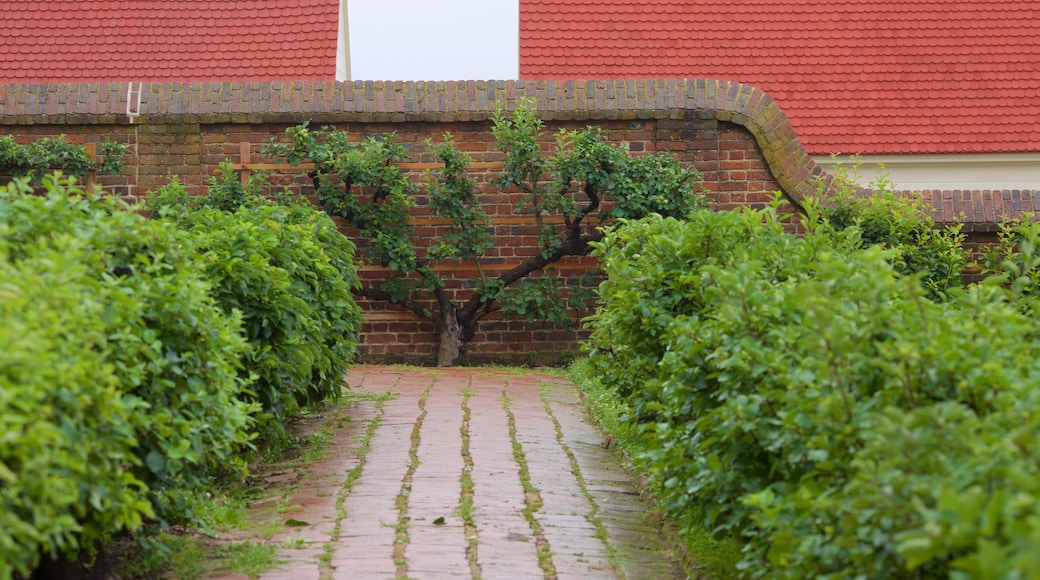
4;79;1018;363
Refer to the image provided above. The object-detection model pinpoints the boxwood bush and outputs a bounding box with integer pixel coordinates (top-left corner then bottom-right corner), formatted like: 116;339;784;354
0;175;255;575
586;199;1040;578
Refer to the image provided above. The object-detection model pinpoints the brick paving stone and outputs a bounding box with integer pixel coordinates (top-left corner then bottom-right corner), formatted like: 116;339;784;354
223;366;683;580
239;390;380;580
540;379;682;579
467;375;544;579
505;375;617;578
330;387;417;577
403;375;470;577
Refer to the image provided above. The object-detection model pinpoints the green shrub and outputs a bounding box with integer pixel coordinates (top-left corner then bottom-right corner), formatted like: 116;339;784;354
0;246;151;578
584;196;832;401
818;163;966;299
585;199;1040;578
735;275;1040;577
587;201;857;521
146;168;363;433
0;175;255;573
977;214;1040;302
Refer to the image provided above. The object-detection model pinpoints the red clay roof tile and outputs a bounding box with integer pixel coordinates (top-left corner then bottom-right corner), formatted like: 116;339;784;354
520;0;1040;155
2;1;339;83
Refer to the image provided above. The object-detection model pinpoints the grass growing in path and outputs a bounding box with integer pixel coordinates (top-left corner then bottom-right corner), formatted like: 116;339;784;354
502;383;557;579
319;388;395;573
458;384;482;577
391;381;433;578
112;392;378;579
538;380;624;577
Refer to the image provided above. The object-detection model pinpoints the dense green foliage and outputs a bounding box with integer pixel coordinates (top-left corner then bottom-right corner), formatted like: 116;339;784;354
263;101;706;364
0;175;254;577
147;167;364;431
1;169;362;577
585;197;1040;578
818;166;966;299
0;135;126;183
0;247;150;579
978;214;1040;303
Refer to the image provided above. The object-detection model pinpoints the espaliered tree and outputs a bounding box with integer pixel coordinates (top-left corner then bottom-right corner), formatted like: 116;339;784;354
264;102;706;365
0;135;126;183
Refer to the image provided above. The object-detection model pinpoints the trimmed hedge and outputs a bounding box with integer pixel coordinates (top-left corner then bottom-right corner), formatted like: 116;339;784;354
0;175;254;576
147;167;364;432
0;171;363;577
586;200;1040;578
0;247;150;578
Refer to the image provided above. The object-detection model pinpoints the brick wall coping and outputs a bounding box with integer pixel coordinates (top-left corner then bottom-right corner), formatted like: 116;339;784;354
914;189;1038;233
0;79;826;206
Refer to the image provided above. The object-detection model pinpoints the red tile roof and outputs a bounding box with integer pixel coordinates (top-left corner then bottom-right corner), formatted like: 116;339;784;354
520;0;1040;156
3;1;340;83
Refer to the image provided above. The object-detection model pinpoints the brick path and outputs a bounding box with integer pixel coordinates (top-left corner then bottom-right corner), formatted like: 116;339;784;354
219;365;683;580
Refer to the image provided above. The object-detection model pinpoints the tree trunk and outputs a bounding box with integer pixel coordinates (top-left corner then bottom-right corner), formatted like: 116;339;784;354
436;311;465;367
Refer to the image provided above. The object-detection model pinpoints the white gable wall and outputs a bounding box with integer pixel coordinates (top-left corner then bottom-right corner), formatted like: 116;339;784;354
813;153;1040;192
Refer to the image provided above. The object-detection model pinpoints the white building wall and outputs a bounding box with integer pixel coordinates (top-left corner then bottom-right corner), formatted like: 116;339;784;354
814;153;1040;192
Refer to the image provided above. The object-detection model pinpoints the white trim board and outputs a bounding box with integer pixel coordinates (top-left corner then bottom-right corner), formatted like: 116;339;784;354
336;0;350;81
812;153;1040;191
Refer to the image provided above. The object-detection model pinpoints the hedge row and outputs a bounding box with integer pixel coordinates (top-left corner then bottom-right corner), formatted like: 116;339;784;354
585;200;1040;578
0;173;362;578
147;164;364;435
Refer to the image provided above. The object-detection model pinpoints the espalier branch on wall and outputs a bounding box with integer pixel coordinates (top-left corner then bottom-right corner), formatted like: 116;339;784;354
2;79;1037;363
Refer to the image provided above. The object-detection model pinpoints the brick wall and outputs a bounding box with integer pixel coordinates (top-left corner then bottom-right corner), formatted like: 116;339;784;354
1;79;1030;363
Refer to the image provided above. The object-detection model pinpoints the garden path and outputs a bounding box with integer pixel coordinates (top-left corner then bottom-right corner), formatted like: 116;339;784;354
213;365;683;580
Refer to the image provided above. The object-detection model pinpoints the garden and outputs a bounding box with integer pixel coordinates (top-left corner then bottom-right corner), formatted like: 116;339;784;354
580;182;1040;577
3;104;1040;578
1;159;363;577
